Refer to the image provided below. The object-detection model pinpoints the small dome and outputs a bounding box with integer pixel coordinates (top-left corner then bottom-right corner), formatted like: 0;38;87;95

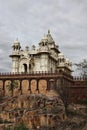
65;58;70;63
32;45;36;50
39;34;48;47
39;30;55;46
14;39;20;45
25;46;29;51
41;35;48;43
65;58;72;69
58;53;64;58
12;39;21;50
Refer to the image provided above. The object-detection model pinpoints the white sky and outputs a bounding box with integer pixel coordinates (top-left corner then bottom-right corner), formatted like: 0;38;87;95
0;0;87;74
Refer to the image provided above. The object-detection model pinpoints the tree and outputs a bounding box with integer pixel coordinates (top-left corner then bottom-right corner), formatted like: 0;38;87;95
75;59;87;77
7;80;18;96
14;122;28;130
55;74;70;116
5;127;11;130
75;59;87;87
57;85;69;116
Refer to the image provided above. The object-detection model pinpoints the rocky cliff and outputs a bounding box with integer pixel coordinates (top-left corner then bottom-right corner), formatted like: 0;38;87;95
0;90;87;130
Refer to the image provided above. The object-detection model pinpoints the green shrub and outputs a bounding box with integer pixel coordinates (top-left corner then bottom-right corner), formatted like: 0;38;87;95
79;100;87;105
0;118;3;123
5;122;28;130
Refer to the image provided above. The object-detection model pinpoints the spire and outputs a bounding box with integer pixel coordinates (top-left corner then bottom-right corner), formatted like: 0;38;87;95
16;37;18;41
48;29;50;34
12;38;21;50
46;29;54;44
14;38;20;45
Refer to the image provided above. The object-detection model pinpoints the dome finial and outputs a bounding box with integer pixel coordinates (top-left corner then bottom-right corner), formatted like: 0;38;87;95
48;29;50;34
16;37;18;41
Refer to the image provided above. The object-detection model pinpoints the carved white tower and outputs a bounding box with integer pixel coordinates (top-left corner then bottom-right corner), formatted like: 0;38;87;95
10;31;72;75
10;39;21;73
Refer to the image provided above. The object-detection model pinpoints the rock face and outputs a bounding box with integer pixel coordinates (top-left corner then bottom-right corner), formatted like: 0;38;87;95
0;90;87;130
0;90;66;129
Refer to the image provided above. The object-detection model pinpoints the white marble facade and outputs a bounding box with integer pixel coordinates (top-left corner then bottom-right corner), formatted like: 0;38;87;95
10;30;72;75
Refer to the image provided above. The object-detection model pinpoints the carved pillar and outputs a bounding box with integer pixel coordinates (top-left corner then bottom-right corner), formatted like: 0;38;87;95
28;79;31;94
49;79;55;90
2;80;5;96
11;79;14;96
65;79;70;104
60;77;63;88
46;79;49;90
2;80;5;90
57;77;63;94
54;79;57;90
19;80;22;95
68;80;72;103
36;79;39;93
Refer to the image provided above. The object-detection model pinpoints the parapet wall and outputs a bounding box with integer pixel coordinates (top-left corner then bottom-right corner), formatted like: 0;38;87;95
0;72;87;103
0;71;73;96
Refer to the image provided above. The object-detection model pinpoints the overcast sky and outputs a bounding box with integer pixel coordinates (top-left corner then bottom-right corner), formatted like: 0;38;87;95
0;0;87;75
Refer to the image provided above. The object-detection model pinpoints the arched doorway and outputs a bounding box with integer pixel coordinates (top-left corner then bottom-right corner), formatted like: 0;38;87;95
23;64;27;73
31;79;37;94
22;80;29;94
38;79;47;94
